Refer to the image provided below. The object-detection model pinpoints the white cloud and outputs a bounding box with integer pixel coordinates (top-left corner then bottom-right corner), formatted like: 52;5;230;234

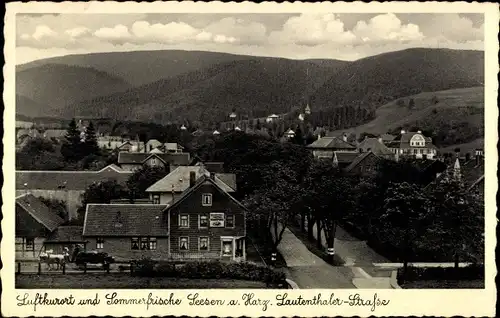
419;14;483;42
352;13;424;43
204;17;267;44
94;24;131;40
269;13;356;46
65;27;91;38
32;25;58;41
131;21;202;43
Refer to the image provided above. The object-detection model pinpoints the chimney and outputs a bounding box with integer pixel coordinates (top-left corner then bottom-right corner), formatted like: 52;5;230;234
189;171;197;188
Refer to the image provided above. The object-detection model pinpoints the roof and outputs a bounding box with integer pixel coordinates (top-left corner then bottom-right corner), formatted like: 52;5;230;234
164;175;246;213
117;152;191;165
46;226;85;243
16;193;64;232
381;133;396;142
150;147;164;154
83;204;169;237
425;156;484;192
44;129;67;138
17;129;30;138
16;164;132;191
146;166;236;193
146;139;162;148
357;138;394;156
344;152;379;172
307;136;356;150
334;151;361;164
165;143;183;151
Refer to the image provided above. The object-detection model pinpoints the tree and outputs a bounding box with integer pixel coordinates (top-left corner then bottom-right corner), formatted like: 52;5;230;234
375;182;432;276
61;119;84;162
39;197;68;221
425;169;484;268
126;165;168;200
83;121;99;156
243;163;301;259
81;180;127;206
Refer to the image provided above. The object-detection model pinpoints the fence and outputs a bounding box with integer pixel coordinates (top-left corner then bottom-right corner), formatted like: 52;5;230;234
15;260;125;275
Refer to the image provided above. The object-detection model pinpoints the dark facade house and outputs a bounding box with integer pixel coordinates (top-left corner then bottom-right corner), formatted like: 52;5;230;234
83;204;169;261
16;194;65;260
343;151;382;177
332;151;361;169
307;135;357;159
166;173;246;262
16;164;133;219
82;173;247;262
117;152;191;171
357;137;395;160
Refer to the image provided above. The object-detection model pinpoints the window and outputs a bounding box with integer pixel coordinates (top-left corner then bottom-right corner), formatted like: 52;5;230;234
226;215;235;228
151;158;157;166
202;193;212;206
96;238;104;249
179;237;189;251
25;238;34;251
149;237;157;250
179;214;189;228
199;237;209;251
141;237;149;250
153;195;160;204
199;214;208;228
131;237;139;250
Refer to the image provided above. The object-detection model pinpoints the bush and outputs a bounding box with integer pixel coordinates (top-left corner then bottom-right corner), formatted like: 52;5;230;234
398;264;484;282
131;258;286;285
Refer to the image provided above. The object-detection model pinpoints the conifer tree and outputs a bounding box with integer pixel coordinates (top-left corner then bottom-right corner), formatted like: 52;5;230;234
84;121;100;156
61;118;83;162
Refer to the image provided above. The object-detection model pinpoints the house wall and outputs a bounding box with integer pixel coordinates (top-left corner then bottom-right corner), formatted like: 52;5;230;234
169;181;245;260
144;157;166;169
16;190;83;220
149;193;175;205
120;164;142;171
15;237;45;260
84;237;169;261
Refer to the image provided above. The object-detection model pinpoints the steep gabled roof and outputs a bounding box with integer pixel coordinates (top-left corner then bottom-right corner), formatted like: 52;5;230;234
16;165;133;191
307;136;356;150
16;193;64;232
146;166;236;193
83;204;169;237
344;151;380;173
334;151;360;164
357;138;394;156
164;175;246;213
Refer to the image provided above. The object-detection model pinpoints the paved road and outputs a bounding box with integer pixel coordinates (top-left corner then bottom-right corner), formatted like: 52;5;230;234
277;227;356;289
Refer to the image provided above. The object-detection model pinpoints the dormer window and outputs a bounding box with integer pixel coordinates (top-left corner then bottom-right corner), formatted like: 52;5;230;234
202;193;212;206
153;194;160;204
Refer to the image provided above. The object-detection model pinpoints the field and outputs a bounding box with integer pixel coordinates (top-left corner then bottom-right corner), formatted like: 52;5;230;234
331;86;484;139
16;273;271;289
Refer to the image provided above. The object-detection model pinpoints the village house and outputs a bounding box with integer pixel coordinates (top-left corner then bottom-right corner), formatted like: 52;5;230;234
385;130;438;160
42;129;67;141
16;194;64;260
16;164;133;219
44;225;87;256
16;120;34;129
307;133;357;159
117;152;191;171
146;139;163;152
343;151;382;177
332;152;360;169
145;165;236;205
82;173;246;262
357;137;395;160
97;136;128;150
117;140;146;153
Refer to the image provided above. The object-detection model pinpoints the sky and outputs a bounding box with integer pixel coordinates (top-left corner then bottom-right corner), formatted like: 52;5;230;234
16;13;484;64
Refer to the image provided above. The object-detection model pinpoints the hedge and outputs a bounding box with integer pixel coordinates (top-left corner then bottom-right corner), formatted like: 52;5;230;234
398;264;484;281
131;258;287;285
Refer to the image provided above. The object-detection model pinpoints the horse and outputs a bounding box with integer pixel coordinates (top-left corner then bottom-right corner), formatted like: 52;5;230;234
39;249;69;271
